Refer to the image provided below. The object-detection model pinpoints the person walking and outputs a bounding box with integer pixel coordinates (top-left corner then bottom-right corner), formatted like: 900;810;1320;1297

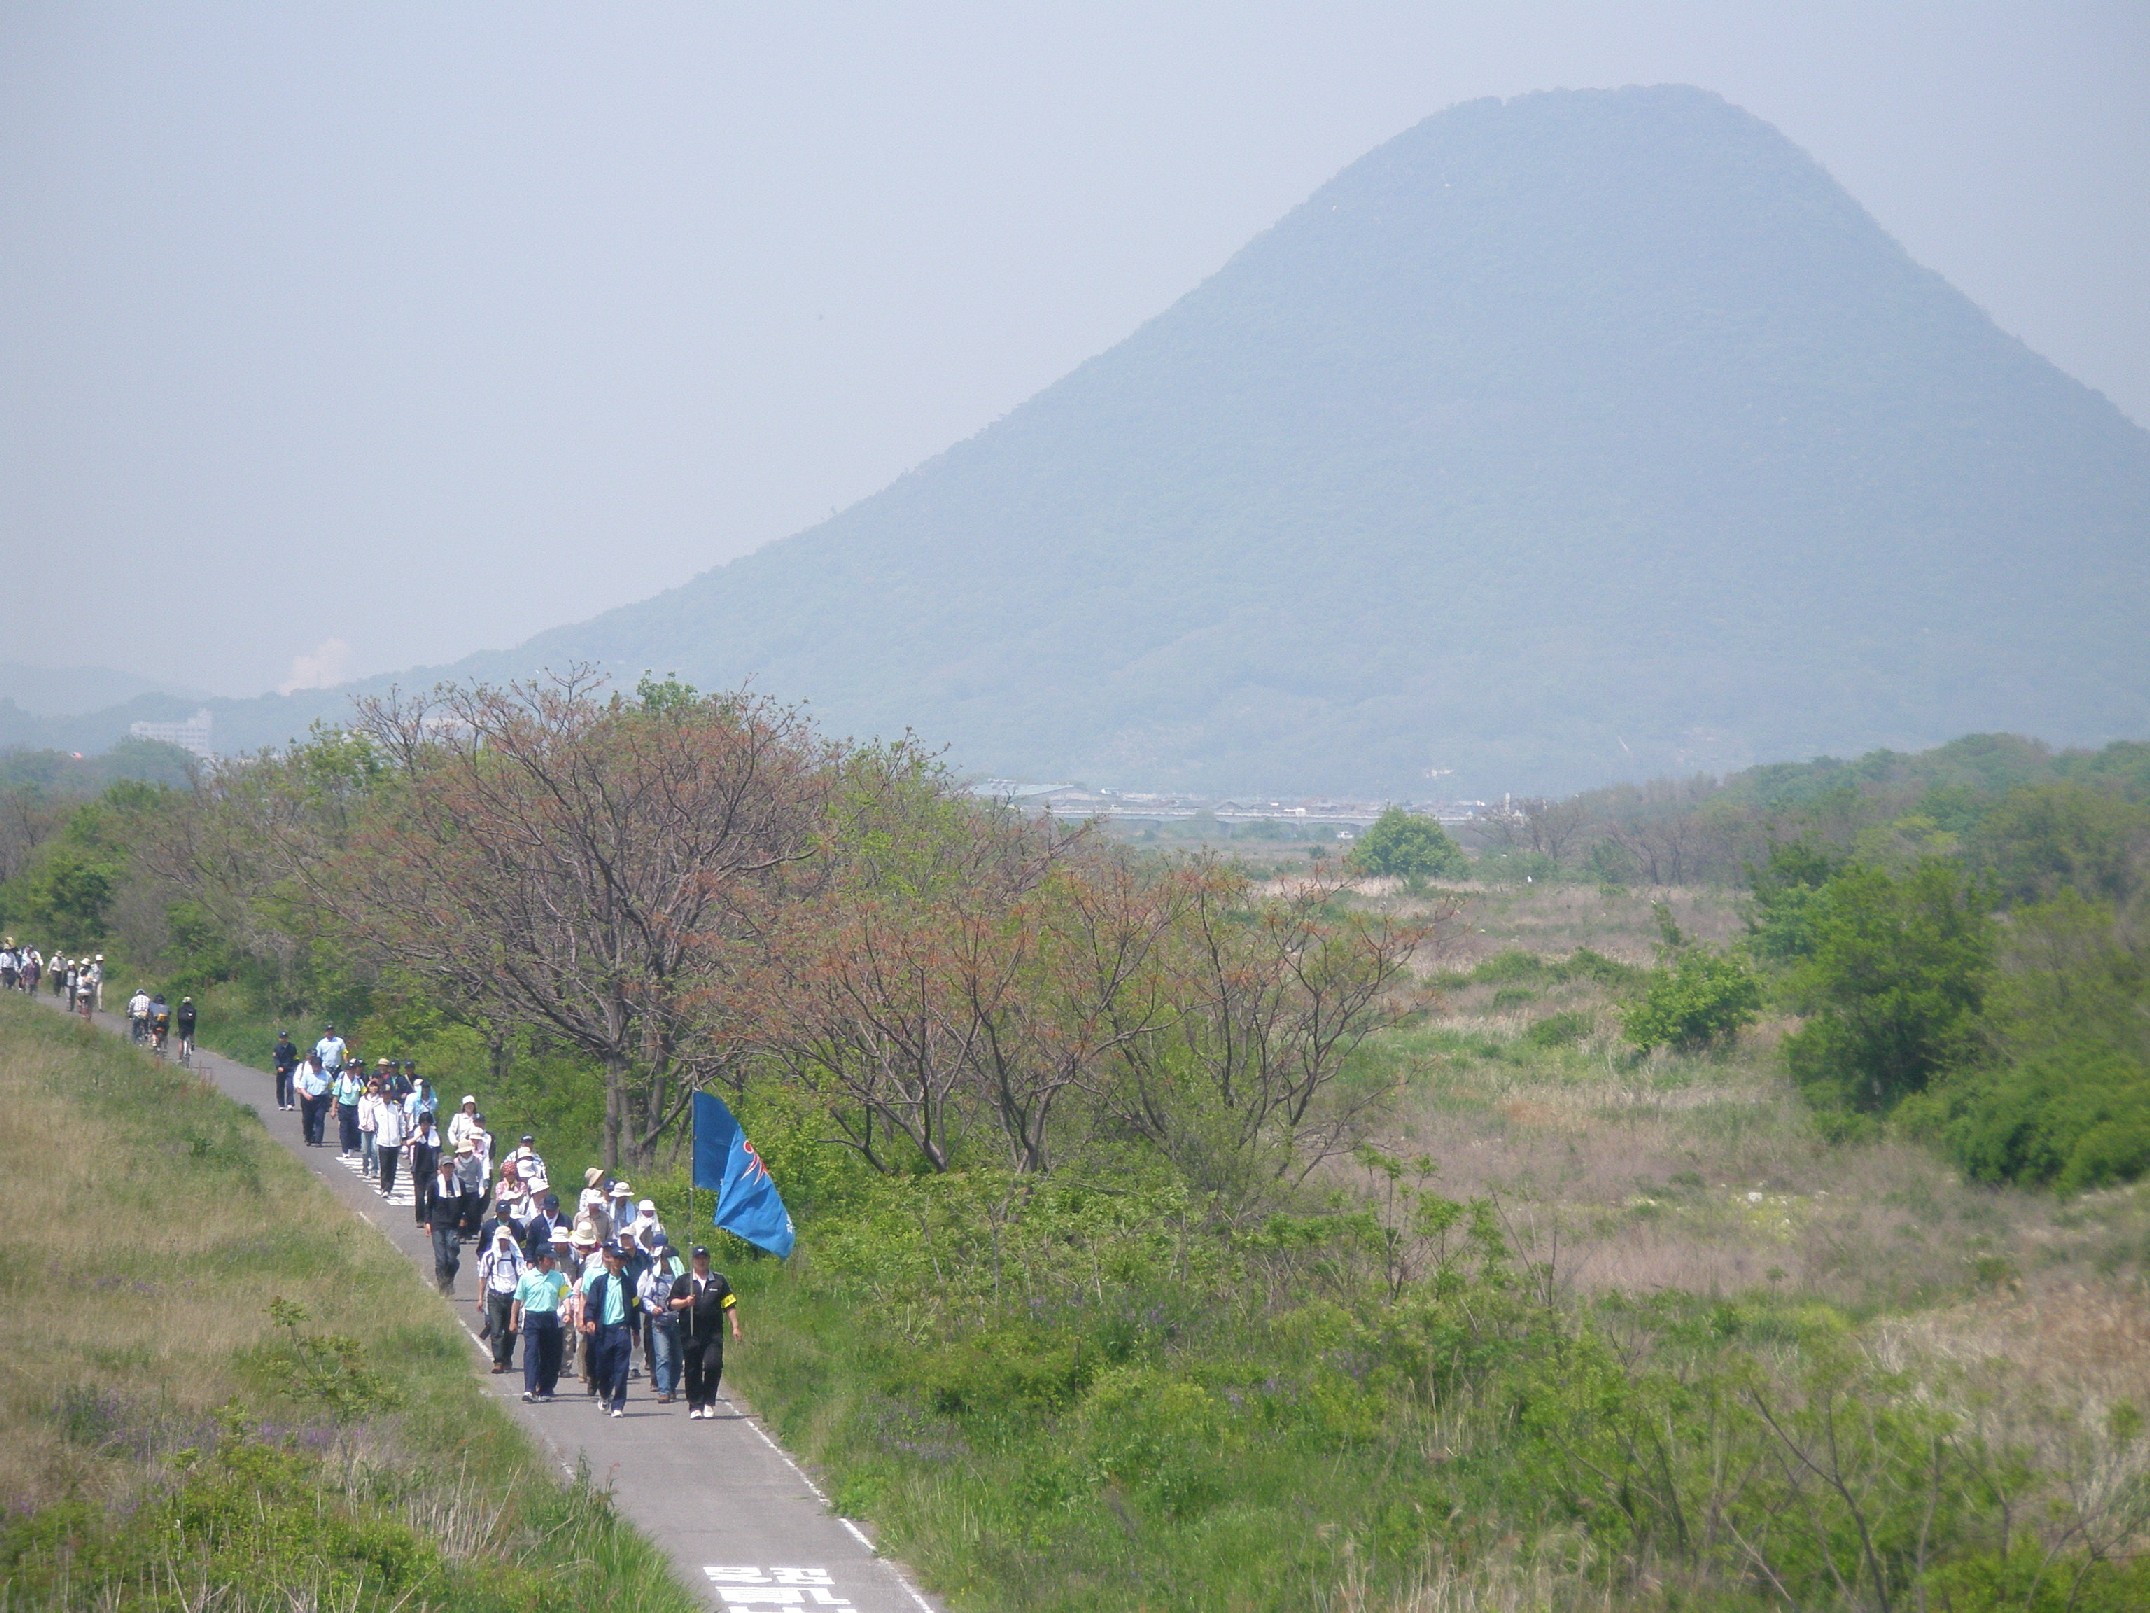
90;954;104;1012
577;1242;643;1418
423;1156;465;1294
372;1085;407;1200
357;1076;384;1178
313;1023;347;1080
638;1238;687;1404
477;1223;526;1374
453;1135;487;1240
513;1248;571;1402
409;1113;443;1227
272;1031;299;1111
174;996;196;1064
78;962;98;1021
333;1062;364;1157
668;1245;743;1420
295;1053;330;1144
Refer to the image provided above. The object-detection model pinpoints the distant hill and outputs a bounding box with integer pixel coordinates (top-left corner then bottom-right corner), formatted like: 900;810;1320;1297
53;86;2150;794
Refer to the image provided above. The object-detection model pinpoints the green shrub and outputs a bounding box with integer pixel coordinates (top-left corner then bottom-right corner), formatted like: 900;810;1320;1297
1784;859;1993;1112
1523;1010;1591;1049
1619;947;1761;1053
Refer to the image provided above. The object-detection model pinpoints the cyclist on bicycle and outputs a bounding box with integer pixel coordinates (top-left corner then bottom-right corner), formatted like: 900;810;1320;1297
149;994;171;1054
128;987;152;1042
176;996;198;1064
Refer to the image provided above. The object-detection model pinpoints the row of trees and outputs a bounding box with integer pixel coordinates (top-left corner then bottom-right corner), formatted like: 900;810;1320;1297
137;674;1421;1199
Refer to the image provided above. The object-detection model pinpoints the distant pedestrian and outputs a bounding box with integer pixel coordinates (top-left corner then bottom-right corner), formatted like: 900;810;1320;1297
272;1031;299;1110
313;1023;346;1078
424;1156;465;1294
333;1063;363;1156
295;1054;331;1144
668;1245;743;1420
372;1086;407;1200
409;1114;443;1226
513;1249;571;1402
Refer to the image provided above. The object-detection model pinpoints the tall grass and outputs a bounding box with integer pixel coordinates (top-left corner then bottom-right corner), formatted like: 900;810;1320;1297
0;996;698;1613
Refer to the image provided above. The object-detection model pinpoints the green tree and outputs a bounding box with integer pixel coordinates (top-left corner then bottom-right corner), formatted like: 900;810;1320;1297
1347;808;1466;881
1620;946;1762;1053
1784;859;1993;1113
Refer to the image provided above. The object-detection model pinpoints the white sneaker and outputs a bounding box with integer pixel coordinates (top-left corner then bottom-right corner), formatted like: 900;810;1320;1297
611;1409;623;1418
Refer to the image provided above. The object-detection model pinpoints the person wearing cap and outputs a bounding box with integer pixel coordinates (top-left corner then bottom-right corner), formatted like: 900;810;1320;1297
614;1227;653;1380
174;996;196;1063
271;1031;299;1111
90;954;105;1012
513;1246;572;1402
313;1023;346;1077
477;1221;527;1374
520;1192;567;1261
577;1241;644;1418
668;1246;743;1420
638;1235;688;1404
127;987;152;1043
423;1154;466;1294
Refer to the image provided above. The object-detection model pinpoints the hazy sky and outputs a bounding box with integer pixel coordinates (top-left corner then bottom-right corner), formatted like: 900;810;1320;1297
5;3;2146;700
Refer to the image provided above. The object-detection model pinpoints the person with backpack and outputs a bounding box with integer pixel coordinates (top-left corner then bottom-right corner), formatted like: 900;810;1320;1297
174;997;197;1064
638;1237;688;1404
148;994;171;1050
477;1222;527;1374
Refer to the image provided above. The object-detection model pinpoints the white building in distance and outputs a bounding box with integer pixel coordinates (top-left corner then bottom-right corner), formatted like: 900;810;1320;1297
128;709;215;761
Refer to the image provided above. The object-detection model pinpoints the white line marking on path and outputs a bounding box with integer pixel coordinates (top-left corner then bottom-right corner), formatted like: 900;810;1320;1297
838;1519;872;1550
741;1410;829;1503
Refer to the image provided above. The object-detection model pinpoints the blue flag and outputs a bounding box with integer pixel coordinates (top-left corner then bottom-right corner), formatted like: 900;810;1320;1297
691;1091;795;1259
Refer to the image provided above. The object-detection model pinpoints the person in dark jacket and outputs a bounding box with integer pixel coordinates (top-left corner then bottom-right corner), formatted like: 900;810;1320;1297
423;1158;465;1294
272;1031;299;1111
577;1242;644;1417
667;1245;743;1420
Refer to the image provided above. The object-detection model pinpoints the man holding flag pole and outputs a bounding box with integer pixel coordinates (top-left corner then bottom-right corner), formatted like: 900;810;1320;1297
673;1091;793;1420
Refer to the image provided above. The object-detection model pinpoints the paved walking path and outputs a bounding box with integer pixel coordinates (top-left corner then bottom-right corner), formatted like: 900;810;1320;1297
45;998;940;1613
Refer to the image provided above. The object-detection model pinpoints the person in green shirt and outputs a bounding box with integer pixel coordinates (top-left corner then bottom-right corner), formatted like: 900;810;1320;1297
512;1249;572;1401
577;1243;643;1417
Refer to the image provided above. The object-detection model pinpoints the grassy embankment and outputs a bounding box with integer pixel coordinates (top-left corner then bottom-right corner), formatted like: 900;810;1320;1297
0;994;701;1613
705;881;2150;1612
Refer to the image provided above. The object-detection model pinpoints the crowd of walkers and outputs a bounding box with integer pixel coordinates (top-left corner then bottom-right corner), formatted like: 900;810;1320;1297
0;941;101;1019
274;1023;744;1419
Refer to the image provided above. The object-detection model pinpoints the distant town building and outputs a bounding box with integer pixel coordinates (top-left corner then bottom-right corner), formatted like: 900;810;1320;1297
128;709;215;761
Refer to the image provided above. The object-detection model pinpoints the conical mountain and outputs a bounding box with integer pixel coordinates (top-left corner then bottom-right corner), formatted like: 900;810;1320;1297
88;86;2150;794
